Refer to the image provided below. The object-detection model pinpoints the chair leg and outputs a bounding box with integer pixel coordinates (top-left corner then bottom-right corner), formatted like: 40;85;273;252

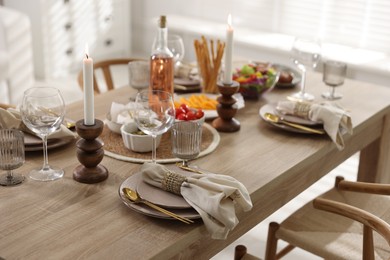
265;222;279;260
235;245;247;260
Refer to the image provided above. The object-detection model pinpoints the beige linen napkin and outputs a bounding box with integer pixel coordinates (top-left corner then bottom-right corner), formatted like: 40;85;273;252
140;162;253;240
0;108;76;140
276;101;352;150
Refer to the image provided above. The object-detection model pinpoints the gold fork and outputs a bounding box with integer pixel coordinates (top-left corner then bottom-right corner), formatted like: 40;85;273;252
38;106;75;129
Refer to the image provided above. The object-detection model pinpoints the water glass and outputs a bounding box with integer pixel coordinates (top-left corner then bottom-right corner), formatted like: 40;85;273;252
322;60;347;100
0;129;25;186
128;60;150;92
171;121;202;167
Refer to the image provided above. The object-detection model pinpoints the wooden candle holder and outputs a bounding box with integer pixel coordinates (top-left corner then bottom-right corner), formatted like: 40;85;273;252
73;119;108;184
211;81;241;132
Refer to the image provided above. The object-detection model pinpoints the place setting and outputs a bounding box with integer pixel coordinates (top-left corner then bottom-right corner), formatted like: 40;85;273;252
108;89;253;239
258;40;352;150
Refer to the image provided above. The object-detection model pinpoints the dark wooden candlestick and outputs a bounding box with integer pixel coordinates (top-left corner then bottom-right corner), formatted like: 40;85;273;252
211;81;241;132
73;119;108;184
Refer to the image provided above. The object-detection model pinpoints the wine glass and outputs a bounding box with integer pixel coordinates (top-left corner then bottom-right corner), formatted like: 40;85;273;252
20;87;66;181
153;34;185;69
171;121;202;167
128;60;150;93
133;90;175;163
322;60;347;100
0;129;25;186
288;37;321;101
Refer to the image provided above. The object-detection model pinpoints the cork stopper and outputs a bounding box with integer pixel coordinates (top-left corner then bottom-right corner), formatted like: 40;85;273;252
159;15;167;28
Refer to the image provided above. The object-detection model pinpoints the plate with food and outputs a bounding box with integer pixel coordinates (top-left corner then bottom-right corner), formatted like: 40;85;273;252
174;93;245;119
273;64;301;88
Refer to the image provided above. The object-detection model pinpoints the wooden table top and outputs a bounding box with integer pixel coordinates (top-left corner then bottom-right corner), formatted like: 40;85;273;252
1;71;390;259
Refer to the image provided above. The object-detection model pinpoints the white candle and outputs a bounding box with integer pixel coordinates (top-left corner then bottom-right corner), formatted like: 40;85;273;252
83;44;95;125
223;14;234;85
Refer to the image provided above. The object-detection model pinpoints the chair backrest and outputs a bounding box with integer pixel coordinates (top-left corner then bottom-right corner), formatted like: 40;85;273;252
77;58;144;94
314;177;390;260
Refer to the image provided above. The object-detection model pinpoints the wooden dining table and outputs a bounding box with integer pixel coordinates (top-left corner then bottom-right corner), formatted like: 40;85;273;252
1;70;390;259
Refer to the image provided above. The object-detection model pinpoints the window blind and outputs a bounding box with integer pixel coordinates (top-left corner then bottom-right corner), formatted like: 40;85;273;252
208;0;390;54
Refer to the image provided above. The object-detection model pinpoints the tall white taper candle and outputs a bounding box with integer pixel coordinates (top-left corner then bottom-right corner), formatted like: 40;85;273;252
83;44;95;125
223;14;233;84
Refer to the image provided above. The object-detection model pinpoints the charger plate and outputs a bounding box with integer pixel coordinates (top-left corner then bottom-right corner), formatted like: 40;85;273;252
102;123;220;164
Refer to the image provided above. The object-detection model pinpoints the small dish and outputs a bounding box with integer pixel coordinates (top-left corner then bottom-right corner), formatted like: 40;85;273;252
120;122;162;153
106;113;123;134
274;64;301;88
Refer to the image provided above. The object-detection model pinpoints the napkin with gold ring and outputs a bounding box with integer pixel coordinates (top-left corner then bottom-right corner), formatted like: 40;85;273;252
140;162;253;240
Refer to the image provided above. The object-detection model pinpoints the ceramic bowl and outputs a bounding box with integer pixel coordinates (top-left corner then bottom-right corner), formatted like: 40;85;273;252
106;113;123;134
120;122;162;153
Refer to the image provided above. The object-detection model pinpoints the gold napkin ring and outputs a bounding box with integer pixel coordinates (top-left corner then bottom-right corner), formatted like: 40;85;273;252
294;102;311;118
162;171;187;195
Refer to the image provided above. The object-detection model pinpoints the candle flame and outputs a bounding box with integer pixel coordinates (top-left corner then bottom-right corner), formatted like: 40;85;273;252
227;14;232;27
85;43;89;59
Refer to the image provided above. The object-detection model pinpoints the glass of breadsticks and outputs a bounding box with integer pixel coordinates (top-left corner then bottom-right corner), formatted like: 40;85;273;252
194;36;225;93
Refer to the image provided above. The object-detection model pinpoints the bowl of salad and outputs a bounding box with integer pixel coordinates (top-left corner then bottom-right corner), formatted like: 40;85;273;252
233;62;280;100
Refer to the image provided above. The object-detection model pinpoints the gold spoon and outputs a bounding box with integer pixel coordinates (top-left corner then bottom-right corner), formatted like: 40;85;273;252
264;113;325;135
122;188;194;224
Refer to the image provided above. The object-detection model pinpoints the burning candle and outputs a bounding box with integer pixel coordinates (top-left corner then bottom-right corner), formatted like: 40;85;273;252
223;14;233;85
83;44;95;125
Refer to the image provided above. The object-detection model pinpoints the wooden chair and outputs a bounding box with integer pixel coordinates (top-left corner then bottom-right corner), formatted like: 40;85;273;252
262;176;390;260
0;103;15;110
234;245;261;260
77;58;144;94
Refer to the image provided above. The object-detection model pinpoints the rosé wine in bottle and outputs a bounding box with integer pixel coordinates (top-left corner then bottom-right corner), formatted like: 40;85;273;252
150;16;174;94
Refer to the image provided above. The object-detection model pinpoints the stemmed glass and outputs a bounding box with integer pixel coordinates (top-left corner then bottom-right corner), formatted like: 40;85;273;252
288;37;321;101
133;90;175;163
0;129;25;186
322;60;347;100
171;121;202;167
20;87;66;181
168;35;185;68
128;60;150;94
153;34;185;69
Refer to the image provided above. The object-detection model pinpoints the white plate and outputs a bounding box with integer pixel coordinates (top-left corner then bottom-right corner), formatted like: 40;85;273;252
174;93;245;119
119;172;200;220
259;104;323;134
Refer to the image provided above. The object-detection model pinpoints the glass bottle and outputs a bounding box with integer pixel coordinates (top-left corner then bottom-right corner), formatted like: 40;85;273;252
150;15;174;94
